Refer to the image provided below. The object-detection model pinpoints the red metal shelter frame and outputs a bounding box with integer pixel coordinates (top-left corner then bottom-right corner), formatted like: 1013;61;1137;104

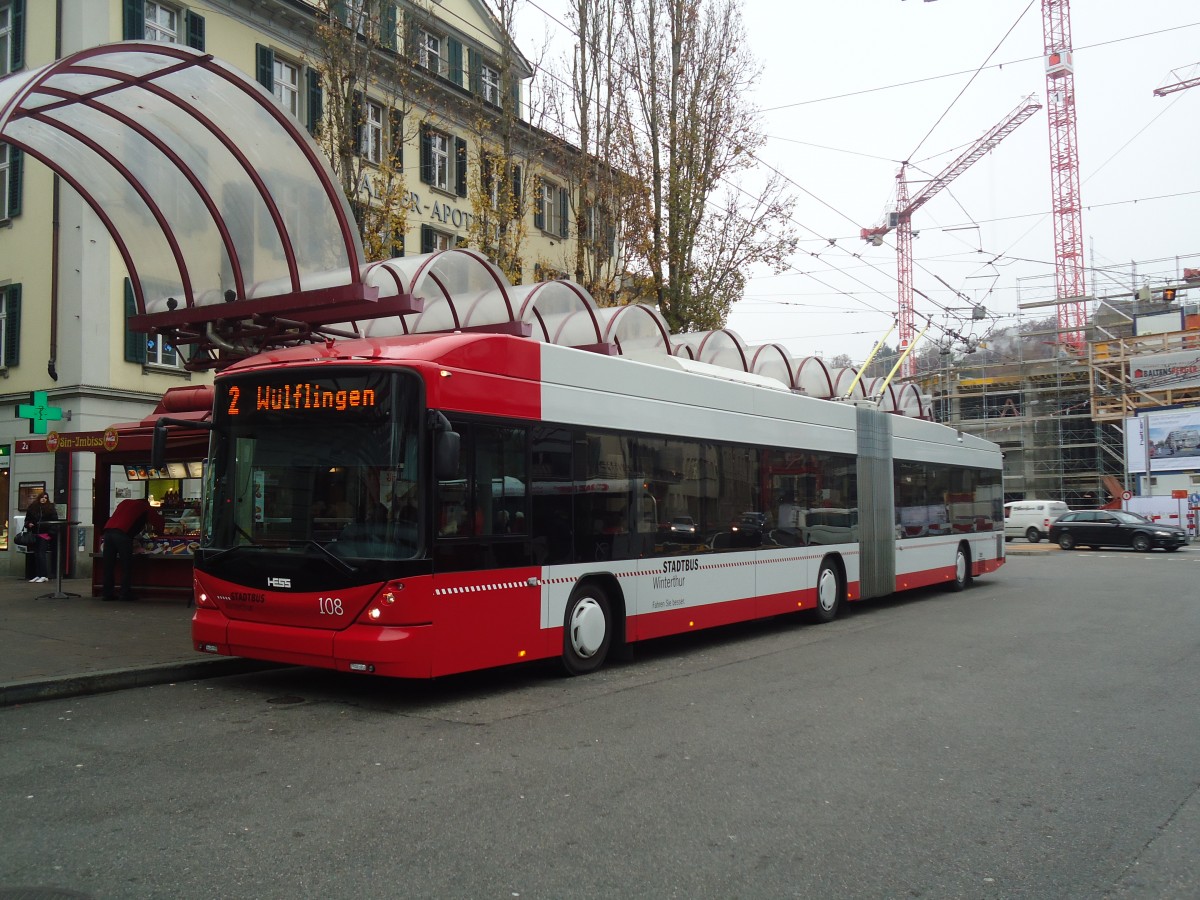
0;42;416;369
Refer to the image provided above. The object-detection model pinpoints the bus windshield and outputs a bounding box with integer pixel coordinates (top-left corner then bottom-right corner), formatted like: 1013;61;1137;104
203;368;422;561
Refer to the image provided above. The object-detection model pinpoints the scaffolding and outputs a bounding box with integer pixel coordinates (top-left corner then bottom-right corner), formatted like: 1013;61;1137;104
924;300;1191;506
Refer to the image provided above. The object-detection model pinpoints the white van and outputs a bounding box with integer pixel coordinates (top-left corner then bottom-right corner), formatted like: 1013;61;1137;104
1004;500;1070;543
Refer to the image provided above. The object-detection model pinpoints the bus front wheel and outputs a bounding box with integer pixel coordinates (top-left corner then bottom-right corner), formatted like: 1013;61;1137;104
561;585;612;676
950;543;972;592
808;559;843;624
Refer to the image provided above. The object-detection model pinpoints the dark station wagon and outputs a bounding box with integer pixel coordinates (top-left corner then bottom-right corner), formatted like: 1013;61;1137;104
1049;510;1190;552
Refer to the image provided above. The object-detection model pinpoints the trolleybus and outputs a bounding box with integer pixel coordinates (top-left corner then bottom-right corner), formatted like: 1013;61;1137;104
183;331;1005;678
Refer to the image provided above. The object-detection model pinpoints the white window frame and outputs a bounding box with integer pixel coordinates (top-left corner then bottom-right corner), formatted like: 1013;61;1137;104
145;1;180;44
146;332;180;369
0;144;9;218
273;58;300;118
421;30;446;77
361;100;384;164
0;293;11;369
481;63;501;106
429;229;452;252
541;180;561;234
429;129;450;191
0;3;12;78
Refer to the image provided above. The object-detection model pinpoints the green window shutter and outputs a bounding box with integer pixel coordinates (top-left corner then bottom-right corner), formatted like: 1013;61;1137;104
420;225;435;254
403;12;418;59
468;49;482;95
305;68;323;136
184;11;205;51
480;151;492;191
332;0;348;26
381;2;398;50
533;180;544;231
389;109;403;169
419;123;433;185
454;137;467;197
123;0;145;40
511;165;521;210
448;39;463;87
4;284;21;368
124;278;146;364
7;146;22;218
510;76;521;118
255;45;274;92
10;0;25;71
558;187;568;238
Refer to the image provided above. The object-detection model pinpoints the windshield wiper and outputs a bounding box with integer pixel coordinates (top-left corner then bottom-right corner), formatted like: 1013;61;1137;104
306;539;357;575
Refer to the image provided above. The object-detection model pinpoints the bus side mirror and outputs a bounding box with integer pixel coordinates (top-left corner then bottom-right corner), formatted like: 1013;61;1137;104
436;430;461;477
428;410;461;476
152;420;169;469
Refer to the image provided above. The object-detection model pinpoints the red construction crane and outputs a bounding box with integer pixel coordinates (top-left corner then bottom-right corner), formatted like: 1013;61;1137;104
862;94;1042;377
1042;0;1087;350
1153;70;1200;97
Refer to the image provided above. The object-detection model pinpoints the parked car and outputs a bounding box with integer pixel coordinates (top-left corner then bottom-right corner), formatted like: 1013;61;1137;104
1004;499;1070;543
1049;510;1190;552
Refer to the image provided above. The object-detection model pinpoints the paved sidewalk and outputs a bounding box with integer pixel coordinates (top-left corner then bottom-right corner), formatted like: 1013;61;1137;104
0;575;273;707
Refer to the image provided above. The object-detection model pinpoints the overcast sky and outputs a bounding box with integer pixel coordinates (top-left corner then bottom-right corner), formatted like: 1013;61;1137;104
514;0;1200;365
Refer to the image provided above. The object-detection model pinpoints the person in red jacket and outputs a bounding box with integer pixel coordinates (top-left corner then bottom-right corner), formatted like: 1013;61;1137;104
101;498;165;602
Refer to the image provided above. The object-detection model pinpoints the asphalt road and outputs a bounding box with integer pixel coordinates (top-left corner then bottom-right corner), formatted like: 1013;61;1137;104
2;551;1199;899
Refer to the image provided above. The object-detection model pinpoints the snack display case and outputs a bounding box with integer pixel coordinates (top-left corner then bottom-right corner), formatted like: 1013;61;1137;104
136;507;201;557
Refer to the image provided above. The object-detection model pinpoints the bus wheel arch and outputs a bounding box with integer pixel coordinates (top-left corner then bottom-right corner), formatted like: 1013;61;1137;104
561;574;625;676
808;554;845;624
950;541;972;592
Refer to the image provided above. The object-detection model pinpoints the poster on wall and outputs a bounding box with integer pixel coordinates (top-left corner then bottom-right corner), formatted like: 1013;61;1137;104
1125;416;1148;474
18;481;47;511
1140;409;1200;473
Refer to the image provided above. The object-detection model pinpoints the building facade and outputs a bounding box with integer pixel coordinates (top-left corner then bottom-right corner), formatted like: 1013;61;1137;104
0;0;618;572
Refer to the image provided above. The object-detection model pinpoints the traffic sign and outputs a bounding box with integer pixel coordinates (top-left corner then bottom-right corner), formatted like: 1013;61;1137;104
1121;490;1133;501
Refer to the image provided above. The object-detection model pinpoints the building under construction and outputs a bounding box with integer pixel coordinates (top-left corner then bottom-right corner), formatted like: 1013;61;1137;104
924;275;1200;508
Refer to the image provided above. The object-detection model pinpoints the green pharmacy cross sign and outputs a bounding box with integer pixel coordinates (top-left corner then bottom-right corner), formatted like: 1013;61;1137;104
16;391;65;435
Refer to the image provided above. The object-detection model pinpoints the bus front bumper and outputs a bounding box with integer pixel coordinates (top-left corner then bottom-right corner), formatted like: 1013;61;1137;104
193;609;434;678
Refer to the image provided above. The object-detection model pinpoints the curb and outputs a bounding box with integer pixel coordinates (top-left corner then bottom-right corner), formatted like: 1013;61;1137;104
0;658;286;707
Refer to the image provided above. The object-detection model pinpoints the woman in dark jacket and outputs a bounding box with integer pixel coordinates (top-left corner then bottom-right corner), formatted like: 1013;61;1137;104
24;492;59;584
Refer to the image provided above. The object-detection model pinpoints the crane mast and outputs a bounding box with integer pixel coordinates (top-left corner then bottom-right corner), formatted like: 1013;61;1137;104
1042;0;1087;349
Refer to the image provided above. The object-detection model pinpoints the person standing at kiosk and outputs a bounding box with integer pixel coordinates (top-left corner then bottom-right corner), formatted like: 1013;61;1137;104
101;498;165;602
24;492;59;583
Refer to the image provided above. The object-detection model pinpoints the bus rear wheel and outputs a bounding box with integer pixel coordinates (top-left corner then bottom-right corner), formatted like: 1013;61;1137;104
561;584;612;675
808;559;843;624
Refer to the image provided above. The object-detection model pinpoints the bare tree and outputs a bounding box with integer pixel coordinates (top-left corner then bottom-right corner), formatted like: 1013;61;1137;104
619;0;797;333
463;0;534;283
556;0;639;303
309;0;418;260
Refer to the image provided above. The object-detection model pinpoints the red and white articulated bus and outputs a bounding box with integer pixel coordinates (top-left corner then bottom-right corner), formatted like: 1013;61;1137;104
187;331;1005;678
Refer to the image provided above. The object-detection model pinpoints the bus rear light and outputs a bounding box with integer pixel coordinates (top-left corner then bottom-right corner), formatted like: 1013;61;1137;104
349;662;375;673
195;589;216;608
368;607;382;620
199;643;219;654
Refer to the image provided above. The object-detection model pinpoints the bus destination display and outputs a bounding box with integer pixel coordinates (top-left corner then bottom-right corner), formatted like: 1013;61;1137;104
221;373;391;422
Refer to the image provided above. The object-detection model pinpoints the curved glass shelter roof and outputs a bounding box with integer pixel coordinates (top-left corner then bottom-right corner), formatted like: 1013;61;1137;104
0;42;382;326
